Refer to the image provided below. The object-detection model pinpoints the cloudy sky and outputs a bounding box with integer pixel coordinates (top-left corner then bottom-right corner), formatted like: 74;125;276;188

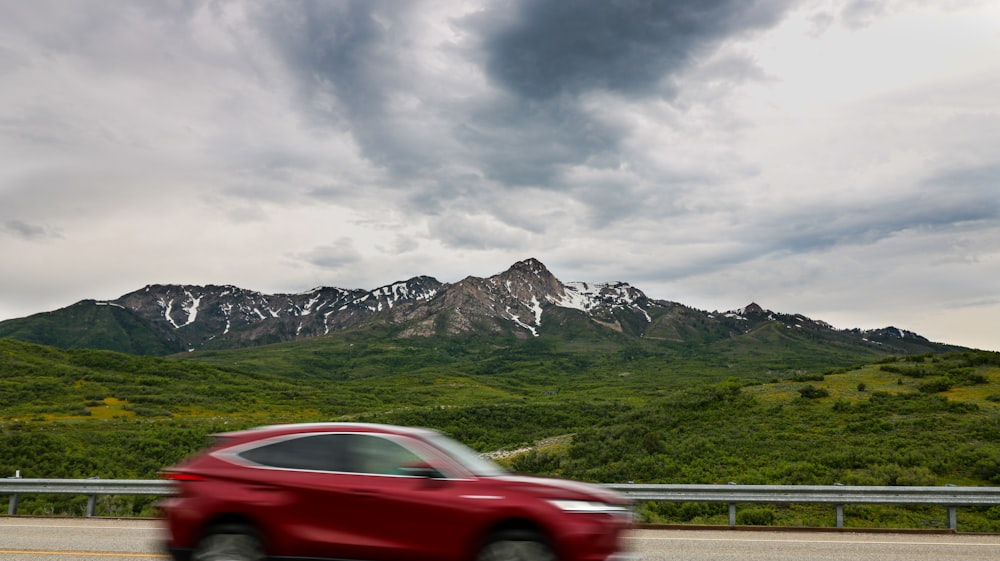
1;0;998;351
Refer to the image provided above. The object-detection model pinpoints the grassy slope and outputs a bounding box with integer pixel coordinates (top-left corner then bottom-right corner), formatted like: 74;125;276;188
0;302;184;355
2;335;999;527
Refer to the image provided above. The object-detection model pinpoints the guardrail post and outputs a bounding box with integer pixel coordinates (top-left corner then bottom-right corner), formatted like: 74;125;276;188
84;476;100;517
7;471;20;515
947;506;957;530
727;482;737;525
835;504;844;528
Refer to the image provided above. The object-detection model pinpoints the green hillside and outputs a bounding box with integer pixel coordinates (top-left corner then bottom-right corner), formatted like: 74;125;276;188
176;321;893;387
1;335;998;529
0;301;185;355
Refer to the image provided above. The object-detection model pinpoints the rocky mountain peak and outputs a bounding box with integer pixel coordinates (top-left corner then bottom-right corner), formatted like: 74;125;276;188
490;257;564;305
506;257;549;276
393;258;658;338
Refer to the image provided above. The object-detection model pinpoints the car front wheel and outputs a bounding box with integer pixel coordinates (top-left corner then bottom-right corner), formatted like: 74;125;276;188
476;529;556;561
191;525;265;561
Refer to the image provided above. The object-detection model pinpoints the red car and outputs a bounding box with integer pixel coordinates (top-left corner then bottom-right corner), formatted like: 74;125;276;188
161;423;633;561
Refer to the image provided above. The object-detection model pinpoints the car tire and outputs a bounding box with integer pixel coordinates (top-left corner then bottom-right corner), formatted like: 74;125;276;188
476;529;556;561
191;524;265;561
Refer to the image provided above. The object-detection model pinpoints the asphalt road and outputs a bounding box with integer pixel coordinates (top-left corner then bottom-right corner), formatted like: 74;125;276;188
0;518;167;560
628;528;1000;561
1;518;999;561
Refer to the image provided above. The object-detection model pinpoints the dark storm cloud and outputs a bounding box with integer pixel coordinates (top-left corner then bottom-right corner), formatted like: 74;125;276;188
460;0;793;189
252;1;437;175
252;0;793;199
256;1;390;111
455;97;623;187
469;0;792;99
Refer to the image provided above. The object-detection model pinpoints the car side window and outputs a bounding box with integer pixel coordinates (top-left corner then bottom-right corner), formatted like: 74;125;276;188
236;433;425;475
238;434;353;472
350;434;423;476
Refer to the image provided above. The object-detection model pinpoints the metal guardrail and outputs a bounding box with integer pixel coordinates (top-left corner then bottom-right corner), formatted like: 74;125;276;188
3;478;169;517
4;478;1000;530
605;483;1000;530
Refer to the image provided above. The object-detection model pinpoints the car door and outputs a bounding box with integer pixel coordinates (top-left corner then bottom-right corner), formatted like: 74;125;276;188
335;433;490;561
233;433;377;559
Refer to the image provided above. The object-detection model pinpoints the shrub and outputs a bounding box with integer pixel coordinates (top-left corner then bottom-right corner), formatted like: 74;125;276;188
798;385;829;399
917;378;952;394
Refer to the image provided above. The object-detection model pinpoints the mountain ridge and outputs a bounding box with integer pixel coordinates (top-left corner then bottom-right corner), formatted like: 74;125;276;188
0;258;960;355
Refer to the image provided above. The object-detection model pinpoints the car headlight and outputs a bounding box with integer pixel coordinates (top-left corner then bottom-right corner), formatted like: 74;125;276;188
547;500;631;515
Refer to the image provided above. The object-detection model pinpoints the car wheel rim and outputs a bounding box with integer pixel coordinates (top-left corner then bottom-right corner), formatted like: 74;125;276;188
192;532;265;561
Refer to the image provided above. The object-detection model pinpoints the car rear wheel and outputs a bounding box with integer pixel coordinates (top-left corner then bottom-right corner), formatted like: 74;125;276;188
476;529;556;561
191;525;265;561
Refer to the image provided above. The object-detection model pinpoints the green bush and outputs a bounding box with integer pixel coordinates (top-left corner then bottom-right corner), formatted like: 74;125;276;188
798;385;829;399
917;378;952;393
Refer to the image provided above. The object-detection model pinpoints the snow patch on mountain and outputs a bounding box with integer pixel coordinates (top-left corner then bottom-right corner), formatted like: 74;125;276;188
181;291;201;327
558;281;652;322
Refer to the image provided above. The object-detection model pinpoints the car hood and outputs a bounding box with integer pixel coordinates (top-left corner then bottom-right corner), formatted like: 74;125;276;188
491;474;629;504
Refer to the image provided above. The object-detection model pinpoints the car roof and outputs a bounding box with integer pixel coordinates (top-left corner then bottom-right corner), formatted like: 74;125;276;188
214;422;439;442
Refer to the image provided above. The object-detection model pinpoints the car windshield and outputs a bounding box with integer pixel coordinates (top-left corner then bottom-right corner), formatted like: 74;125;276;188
426;432;507;477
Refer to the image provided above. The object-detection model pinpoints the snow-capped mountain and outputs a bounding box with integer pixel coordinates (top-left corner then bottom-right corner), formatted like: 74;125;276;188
51;258;666;350
390;258;659;338
0;258;955;355
108;276;443;350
